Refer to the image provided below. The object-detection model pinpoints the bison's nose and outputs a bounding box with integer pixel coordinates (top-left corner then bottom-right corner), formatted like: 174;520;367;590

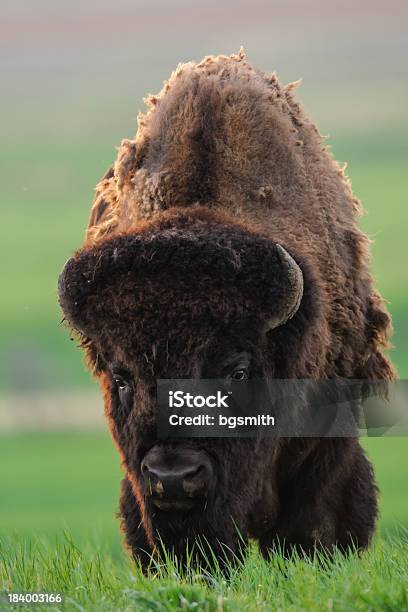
141;446;213;511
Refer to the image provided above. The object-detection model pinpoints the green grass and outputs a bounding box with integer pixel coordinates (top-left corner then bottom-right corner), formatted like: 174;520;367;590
0;432;407;610
1;129;407;608
1;530;408;611
0;433;122;557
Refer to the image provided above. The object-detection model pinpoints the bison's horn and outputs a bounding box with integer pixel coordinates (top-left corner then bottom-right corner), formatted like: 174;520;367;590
264;244;304;332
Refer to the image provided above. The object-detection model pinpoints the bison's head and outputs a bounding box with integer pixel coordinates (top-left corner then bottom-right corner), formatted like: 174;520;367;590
58;208;319;562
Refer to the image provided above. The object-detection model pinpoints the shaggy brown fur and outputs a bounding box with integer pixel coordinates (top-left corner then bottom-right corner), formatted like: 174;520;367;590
59;51;394;569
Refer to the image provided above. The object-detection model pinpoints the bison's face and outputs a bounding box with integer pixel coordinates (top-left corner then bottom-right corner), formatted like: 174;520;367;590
58;208;309;556
96;320;282;560
104;335;261;518
118;345;252;508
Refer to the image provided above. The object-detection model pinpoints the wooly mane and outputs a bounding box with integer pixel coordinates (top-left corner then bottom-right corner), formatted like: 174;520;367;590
84;51;394;381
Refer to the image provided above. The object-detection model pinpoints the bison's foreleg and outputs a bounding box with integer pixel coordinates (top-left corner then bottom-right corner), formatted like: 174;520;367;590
335;444;378;552
258;440;378;558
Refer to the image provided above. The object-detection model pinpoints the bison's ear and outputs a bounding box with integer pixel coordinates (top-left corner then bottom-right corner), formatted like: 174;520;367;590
263;244;304;333
58;255;88;336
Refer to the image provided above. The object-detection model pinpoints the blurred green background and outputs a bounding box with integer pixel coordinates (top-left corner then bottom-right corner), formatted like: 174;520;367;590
0;0;407;551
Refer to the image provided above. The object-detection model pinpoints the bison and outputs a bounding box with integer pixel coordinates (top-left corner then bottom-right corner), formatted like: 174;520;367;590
58;51;395;569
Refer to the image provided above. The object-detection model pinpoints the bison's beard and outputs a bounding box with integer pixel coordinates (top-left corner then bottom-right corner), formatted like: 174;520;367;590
144;494;248;571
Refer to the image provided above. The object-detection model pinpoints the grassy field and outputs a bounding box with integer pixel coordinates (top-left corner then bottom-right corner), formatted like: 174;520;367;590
2;5;407;607
1;532;408;611
1;92;407;611
0;0;408;612
0;136;407;608
0;432;407;610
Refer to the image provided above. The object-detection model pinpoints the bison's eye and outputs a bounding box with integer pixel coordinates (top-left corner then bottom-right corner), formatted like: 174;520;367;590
230;367;249;382
220;352;251;383
113;375;129;391
110;367;134;413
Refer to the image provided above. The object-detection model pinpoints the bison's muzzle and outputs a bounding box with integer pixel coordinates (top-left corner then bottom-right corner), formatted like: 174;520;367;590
141;446;214;512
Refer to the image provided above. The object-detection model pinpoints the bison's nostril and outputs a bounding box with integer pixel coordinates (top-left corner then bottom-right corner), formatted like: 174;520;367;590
154;480;164;495
182;466;208;496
